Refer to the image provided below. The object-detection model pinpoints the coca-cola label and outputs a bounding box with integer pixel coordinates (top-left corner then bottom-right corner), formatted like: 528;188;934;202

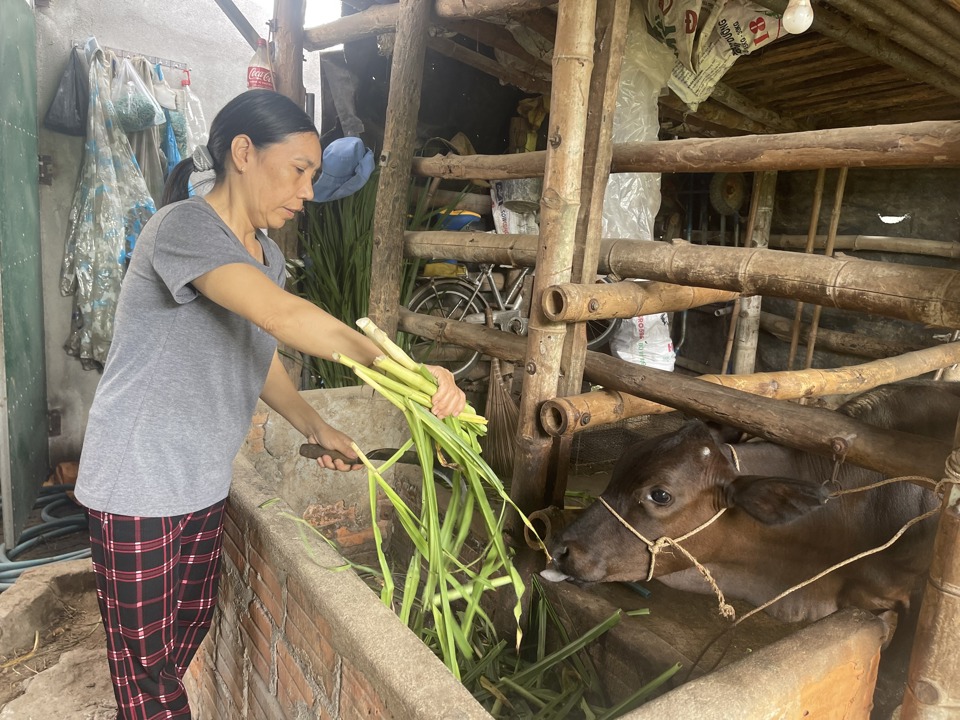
247;66;274;90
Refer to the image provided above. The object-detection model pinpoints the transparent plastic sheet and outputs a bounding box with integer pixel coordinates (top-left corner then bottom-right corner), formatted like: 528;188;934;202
604;7;677;369
60;38;156;370
126;56;166;203
111;57;165;132
601;7;674;241
180;83;208;156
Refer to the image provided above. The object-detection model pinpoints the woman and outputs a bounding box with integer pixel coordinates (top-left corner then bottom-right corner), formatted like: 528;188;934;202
75;89;465;719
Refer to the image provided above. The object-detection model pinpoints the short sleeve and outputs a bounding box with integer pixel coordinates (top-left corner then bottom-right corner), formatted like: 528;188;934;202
152;202;262;304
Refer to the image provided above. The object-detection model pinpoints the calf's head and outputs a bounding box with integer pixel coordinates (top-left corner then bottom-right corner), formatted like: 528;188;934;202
548;421;829;583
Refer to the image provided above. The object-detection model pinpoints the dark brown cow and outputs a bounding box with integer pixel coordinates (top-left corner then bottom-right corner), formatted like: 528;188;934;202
548;382;960;626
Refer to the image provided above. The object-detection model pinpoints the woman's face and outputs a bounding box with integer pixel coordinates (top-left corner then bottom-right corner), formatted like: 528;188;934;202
243;131;322;229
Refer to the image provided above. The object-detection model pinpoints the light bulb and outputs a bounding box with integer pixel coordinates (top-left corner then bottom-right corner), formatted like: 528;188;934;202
782;0;814;34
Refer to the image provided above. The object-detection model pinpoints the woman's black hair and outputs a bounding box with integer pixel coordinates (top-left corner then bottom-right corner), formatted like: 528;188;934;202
160;89;318;207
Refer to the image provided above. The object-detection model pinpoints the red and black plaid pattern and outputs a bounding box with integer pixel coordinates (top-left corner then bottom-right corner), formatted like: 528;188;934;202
88;500;226;719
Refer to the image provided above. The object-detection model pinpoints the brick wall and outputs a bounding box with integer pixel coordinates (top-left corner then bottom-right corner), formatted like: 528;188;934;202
184;418;488;720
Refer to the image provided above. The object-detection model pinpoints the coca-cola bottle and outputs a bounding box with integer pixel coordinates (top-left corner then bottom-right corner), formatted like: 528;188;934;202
247;38;275;90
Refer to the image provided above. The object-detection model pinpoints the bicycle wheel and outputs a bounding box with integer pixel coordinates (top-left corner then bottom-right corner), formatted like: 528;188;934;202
585;276;621;350
406;280;486;379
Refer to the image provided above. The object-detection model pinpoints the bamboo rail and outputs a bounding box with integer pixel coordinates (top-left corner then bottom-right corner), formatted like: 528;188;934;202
406;232;960;329
542;281;738;322
770;234;960;260
786;168;827;370
411;121;960;179
760;312;929;361
541;341;960;436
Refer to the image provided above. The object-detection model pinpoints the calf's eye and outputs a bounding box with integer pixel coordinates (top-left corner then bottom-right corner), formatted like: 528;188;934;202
649;488;672;506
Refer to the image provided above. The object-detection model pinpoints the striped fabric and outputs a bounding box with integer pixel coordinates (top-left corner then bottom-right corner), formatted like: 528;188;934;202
88;500;226;719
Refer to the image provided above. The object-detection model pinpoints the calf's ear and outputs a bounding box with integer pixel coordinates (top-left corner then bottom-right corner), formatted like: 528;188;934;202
726;475;829;525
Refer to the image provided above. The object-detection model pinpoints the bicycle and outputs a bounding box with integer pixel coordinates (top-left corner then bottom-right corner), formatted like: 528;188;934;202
406;263;619;379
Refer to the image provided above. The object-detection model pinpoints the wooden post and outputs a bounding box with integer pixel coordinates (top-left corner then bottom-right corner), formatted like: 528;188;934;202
901;434;960;717
510;0;596;520
770;234;960;260
368;0;431;339
761;312;929;360
803;167;848;370
411;120;960;178
787;168;826;370
732;171;776;375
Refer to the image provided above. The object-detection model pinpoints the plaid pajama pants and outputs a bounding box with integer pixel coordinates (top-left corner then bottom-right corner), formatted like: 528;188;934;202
88;500;227;720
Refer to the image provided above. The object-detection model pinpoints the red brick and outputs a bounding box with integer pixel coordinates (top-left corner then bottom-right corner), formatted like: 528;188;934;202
241;601;273;684
223;510;246;553
277;640;316;709
214;641;244;710
340;659;394;720
221;530;246;578
284;591;339;700
245;437;266;454
248;673;285;720
248;547;284;618
335;525;376;548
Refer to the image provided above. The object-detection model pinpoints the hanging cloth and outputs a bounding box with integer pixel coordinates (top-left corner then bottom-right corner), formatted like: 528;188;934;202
126;56;167;203
60;38;156;370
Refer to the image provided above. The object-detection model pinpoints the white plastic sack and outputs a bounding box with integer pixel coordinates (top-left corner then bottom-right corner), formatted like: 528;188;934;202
610;311;676;371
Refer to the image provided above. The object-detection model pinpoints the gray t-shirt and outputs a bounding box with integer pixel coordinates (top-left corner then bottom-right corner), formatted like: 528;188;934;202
74;197;286;516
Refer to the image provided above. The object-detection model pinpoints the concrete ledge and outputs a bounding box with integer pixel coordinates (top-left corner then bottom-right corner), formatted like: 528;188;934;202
228;454;490;719
627;607;885;719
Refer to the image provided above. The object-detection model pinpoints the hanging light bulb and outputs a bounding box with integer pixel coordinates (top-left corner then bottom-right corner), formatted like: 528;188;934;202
782;0;815;34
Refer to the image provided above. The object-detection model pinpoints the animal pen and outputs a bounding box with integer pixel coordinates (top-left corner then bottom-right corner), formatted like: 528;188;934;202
186;0;960;718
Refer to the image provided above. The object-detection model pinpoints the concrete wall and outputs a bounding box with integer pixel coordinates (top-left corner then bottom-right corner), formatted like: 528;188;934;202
33;0;320;463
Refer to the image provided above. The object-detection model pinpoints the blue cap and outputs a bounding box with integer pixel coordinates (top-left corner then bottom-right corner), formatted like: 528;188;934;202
312;136;375;203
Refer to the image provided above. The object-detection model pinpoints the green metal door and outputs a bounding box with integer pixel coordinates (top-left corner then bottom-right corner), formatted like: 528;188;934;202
0;0;49;549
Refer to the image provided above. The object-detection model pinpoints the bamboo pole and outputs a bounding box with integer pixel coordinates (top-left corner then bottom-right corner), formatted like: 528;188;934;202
411;121;960;179
708;83;813;134
901;446;960;717
905;0;960;49
582;350;954;482
544;340;960;435
511;0;597;519
213;0;261;50
751;0;960;100
304;0;552;50
803;168;849;371
398;308;960;438
434;19;552;69
551;0;631;507
732;171;776;375
406;231;960;328
761;312;930;361
787;168;826;370
368;0;430;339
542;281;738;322
770;234;960;260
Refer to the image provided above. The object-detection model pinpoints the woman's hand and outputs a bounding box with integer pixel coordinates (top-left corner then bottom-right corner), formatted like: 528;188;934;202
425;365;467;419
307;422;363;471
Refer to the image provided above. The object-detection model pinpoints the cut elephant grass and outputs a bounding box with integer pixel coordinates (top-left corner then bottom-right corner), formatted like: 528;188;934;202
327;319;679;717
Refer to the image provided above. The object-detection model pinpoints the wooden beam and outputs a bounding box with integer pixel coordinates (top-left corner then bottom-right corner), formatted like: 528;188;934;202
368;0;431;339
828;0;960;81
411;120;960;179
405;231;960;329
583;350;954;482
425;35;551;94
544;340;960;436
760;311;930;361
435;18;552;68
511;0;596;518
707;83;813;134
304;0;553;51
752;0;960;100
273;0;306;105
213;0;262;51
660;93;776;136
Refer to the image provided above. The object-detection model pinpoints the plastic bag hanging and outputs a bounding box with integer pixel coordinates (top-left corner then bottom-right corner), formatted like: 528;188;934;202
111;56;165;132
43;47;89;136
179;70;208;155
60;37;156;370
